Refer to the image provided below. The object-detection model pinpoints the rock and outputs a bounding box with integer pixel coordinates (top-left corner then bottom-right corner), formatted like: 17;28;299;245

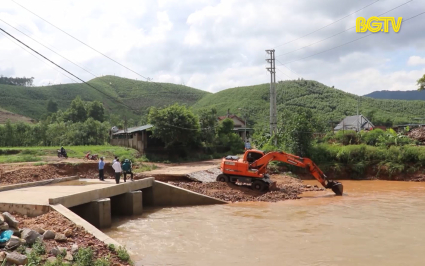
25;248;32;255
54;233;67;242
58;247;67;255
33;227;45;235
0;222;9;230
21;228;43;246
50;247;60;256
11;228;20;237
0;251;6;262
43;230;56;240
71;244;78;254
5;236;21;250
64;252;73;261
0;214;5;224
2;212;19;229
47;256;56;263
5;252;27;265
64;229;73;238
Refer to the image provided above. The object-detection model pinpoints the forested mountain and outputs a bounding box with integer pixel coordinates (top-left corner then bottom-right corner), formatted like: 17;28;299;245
364;90;425;101
192;80;425;128
0;75;209;121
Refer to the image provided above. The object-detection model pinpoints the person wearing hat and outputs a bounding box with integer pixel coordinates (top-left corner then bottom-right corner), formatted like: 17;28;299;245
98;157;105;181
121;159;134;182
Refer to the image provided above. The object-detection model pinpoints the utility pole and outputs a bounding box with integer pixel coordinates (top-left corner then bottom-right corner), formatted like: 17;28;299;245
266;49;277;145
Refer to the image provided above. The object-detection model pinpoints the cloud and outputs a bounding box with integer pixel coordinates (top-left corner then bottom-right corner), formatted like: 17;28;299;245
408;56;425;66
0;0;425;94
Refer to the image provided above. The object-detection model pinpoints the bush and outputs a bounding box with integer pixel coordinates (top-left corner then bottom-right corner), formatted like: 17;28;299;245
361;129;385;145
334;130;359;145
94;255;111;266
74;247;94;266
117;246;131;262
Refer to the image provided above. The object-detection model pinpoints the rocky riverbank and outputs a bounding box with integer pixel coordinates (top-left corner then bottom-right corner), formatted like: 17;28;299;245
0;211;132;265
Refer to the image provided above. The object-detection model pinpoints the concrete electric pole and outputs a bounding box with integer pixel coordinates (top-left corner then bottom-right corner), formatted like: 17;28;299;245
266;49;277;145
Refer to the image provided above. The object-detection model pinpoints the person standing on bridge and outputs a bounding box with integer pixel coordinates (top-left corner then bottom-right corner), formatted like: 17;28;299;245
112;158;122;184
98;157;105;181
122;159;134;182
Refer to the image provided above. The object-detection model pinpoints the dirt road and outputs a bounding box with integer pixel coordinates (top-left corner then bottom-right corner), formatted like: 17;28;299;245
139;159;221;177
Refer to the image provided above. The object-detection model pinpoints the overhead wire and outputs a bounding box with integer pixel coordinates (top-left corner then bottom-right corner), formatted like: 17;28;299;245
278;10;425;66
10;0;196;96
273;0;380;48
0;30;79;84
0;27;219;131
275;0;414;58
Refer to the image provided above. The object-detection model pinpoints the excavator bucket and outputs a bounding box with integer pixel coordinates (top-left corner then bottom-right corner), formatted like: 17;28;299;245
327;181;343;196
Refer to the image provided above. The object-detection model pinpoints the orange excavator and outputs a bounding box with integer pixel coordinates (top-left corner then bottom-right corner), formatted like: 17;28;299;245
217;149;343;196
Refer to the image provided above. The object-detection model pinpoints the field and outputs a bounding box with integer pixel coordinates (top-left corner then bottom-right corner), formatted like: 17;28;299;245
0;145;139;164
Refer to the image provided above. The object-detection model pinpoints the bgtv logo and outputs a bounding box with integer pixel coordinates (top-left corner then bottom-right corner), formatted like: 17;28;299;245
356;17;403;33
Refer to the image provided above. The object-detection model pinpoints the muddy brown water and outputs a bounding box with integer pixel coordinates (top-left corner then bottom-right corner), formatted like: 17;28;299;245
103;180;425;266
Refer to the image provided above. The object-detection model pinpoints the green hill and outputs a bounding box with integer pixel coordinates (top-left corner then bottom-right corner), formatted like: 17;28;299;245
192;80;425;127
0;75;210;121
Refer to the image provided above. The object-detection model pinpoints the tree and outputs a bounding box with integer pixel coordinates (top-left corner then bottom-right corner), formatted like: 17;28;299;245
417;73;425;90
87;100;105;122
198;108;218;143
46;99;58;113
148;104;200;150
281;110;314;157
66;96;87;123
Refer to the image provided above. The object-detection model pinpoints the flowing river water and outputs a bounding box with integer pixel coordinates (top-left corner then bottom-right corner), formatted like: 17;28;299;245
103;180;425;266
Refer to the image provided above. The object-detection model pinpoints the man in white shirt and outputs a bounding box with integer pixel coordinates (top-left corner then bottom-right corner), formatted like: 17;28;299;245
112;158;122;184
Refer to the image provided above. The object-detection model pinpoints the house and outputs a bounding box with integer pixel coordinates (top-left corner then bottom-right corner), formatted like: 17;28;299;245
110;124;153;154
218;109;254;140
334;115;374;132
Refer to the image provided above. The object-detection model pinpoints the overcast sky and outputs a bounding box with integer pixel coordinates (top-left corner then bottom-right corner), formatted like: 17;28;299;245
1;0;425;95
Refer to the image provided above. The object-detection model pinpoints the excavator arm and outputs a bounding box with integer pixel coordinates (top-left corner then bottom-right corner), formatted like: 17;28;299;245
249;151;343;195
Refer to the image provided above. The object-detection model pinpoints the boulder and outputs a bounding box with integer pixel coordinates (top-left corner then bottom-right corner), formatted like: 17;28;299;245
43;230;56;240
71;244;79;254
5;252;27;265
54;233;67;242
64;252;73;261
33;227;45;235
2;213;18;229
64;229;73;238
21;228;43;246
47;256;57;263
5;236;21;250
51;246;67;256
0;251;6;262
0;214;5;224
0;222;9;230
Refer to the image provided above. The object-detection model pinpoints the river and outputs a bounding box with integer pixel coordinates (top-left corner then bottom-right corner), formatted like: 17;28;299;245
103;180;425;266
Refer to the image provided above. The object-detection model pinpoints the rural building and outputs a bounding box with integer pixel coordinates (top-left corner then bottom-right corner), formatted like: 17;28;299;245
218;109;254;140
334;115;374;132
110;124;153;154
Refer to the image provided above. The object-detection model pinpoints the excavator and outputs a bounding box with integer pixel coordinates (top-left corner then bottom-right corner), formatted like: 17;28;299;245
217;149;343;196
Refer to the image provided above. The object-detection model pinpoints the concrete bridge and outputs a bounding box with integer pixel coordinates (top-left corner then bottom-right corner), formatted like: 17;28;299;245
0;176;226;246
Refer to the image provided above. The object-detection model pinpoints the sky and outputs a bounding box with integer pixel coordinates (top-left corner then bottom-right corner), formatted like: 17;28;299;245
1;0;425;95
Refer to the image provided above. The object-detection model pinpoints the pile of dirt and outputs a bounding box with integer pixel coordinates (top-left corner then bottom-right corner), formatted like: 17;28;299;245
169;173;324;203
14;211;131;265
0;163;114;185
408;127;425;142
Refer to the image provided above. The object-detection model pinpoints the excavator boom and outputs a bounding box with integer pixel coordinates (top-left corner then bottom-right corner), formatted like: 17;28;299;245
248;151;343;195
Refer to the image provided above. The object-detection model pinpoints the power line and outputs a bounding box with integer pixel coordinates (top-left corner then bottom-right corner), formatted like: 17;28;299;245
0;18;204;97
273;0;380;48
0;27;135;111
0;30;79;84
10;0;199;97
275;0;414;58
0;28;219;131
278;10;425;66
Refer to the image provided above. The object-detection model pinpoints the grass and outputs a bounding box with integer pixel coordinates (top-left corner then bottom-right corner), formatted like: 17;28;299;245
133;163;158;173
0;145;139;163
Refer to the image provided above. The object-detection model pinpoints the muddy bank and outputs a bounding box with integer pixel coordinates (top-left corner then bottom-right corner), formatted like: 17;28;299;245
0;163;114;185
14;211;131;265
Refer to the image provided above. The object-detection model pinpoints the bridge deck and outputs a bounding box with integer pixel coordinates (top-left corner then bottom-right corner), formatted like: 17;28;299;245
0;178;154;207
